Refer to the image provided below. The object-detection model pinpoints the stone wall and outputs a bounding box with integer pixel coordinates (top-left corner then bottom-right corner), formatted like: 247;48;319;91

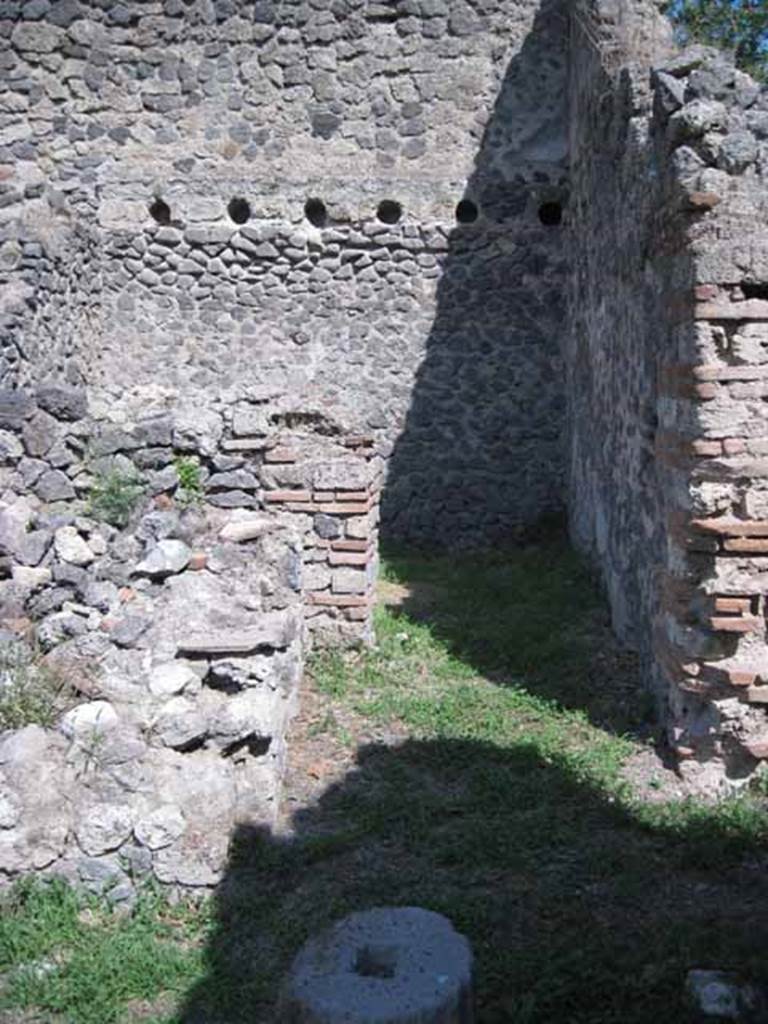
1;0;571;546
567;0;768;788
0;377;381;893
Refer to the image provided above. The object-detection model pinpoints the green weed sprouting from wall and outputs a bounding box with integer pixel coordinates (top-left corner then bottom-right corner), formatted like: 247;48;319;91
0;642;76;731
173;455;204;506
88;469;146;528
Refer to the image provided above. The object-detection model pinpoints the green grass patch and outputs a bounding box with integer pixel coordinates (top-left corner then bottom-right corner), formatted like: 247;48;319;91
2;539;768;1023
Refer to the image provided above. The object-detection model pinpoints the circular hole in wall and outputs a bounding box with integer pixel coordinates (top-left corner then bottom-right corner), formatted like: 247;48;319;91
304;198;327;228
148;198;171;225
538;201;563;226
228;197;251;224
377;200;402;225
455;199;479;224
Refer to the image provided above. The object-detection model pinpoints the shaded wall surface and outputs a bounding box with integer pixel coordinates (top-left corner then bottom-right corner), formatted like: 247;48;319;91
0;0;570;546
567;0;768;788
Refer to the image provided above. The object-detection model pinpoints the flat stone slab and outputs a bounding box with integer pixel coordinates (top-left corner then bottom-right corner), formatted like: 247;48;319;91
279;906;473;1023
176;612;298;655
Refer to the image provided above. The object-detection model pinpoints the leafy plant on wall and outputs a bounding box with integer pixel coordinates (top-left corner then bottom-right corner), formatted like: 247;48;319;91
663;0;768;82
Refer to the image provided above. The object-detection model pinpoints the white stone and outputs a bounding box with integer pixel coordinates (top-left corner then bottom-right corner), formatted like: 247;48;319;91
76;804;133;856
11;566;51;592
0;431;23;460
134;805;185;850
219;513;274;542
148;662;198;697
54;526;95;566
0;788;21;829
60;701;119;741
135;539;191;578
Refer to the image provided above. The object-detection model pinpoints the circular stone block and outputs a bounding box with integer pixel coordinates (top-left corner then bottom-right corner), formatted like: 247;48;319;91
279;906;473;1024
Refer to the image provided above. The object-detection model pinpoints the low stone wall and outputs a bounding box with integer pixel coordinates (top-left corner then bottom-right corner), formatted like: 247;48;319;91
0;383;379;895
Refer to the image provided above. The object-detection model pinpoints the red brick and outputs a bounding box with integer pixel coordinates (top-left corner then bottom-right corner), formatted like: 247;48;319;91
118;587;136;603
688;193;722;211
694;383;718;400
691;519;768;537
188;552;207;571
315;502;370;515
329;550;369;566
723;538;768;553
333;490;369;502
264;447;299;463
691;439;722;457
694;284;720;300
330;540;369;552
342;435;374;447
264;490;311;503
722;438;746;455
744;736;768;759
694;364;768;382
313;491;334;502
695;299;768;320
714;597;752;614
726;668;757;687
308;593;371;607
709;616;762;633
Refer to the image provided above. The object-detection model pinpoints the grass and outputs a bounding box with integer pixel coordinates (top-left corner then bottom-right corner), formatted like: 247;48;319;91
2;539;768;1023
0;879;203;1024
0;641;77;731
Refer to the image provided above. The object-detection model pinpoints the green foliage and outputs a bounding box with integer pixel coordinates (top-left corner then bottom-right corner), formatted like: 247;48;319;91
664;0;768;81
173;455;203;506
0;641;74;730
0;878;201;1024
3;543;768;1023
88;469;145;528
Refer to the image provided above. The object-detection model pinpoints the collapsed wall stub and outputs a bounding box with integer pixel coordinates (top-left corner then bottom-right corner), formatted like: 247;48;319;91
568;0;768;790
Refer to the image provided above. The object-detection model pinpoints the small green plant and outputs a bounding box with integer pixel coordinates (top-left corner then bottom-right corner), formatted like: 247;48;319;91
88;469;145;528
174;455;203;506
0;642;74;731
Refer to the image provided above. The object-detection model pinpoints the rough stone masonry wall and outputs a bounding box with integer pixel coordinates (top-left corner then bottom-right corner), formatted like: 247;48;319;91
0;379;381;895
568;0;768;788
0;0;570;891
0;0;570;546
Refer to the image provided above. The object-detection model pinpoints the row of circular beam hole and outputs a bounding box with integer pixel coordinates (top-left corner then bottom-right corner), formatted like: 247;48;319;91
149;196;562;228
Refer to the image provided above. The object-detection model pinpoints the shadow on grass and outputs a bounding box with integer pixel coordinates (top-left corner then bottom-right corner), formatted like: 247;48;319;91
180;735;768;1024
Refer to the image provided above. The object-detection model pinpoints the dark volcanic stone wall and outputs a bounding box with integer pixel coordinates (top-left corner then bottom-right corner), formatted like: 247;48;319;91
0;0;569;546
566;1;675;649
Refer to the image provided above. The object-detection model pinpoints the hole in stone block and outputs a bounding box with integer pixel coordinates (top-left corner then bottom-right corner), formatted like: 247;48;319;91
149;198;171;225
269;410;342;435
305;198;327;227
538;201;562;226
204;669;242;695
377;200;402;225
743;282;768;301
228;197;251;224
175;734;207;754
455;199;479;224
353;944;398;979
222;734;272;758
